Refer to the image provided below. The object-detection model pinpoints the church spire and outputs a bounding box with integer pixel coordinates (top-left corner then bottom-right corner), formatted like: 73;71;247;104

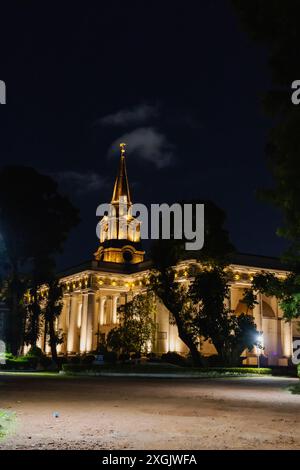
94;142;144;264
111;143;131;205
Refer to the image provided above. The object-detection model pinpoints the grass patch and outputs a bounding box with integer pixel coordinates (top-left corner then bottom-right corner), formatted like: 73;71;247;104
0;410;16;439
288;383;300;394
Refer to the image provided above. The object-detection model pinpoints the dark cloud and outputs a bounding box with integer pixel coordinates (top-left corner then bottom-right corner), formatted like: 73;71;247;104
99;104;159;127
51;170;107;195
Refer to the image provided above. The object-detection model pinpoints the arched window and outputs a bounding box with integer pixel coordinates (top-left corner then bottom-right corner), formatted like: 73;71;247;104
262;300;276;318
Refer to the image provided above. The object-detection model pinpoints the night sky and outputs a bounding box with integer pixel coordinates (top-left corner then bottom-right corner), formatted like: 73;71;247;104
0;1;287;269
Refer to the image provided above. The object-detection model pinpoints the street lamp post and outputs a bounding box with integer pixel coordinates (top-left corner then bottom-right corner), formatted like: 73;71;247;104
257;332;264;369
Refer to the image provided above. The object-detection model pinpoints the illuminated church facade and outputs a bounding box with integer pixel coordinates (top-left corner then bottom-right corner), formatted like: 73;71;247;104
38;144;299;366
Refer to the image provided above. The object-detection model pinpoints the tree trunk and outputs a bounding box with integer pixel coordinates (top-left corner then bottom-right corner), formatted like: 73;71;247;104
10;263;24;356
174;315;202;366
156;275;203;367
48;317;58;365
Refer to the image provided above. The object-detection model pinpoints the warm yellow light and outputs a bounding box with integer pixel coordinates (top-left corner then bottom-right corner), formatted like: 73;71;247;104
111;280;117;286
98;279;103;286
234;274;240;280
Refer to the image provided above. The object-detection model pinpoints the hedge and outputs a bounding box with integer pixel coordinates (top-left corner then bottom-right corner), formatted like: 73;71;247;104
192;367;272;375
0;358;38;370
61;363;273;375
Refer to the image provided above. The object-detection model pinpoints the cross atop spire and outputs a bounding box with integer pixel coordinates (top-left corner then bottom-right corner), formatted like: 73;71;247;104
120;142;126;157
111;142;132;205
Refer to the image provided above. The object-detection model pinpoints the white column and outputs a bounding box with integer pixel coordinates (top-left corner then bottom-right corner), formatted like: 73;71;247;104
67;295;78;353
86;292;95;352
99;296;106;325
79;293;88;352
112;295;119;324
60;295;71;354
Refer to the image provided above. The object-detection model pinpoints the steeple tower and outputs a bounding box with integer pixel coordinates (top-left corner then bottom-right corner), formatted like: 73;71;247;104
111;143;131;205
94;143;145;265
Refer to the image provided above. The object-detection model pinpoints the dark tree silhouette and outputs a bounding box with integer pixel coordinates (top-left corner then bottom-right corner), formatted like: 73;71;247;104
150;200;235;366
0;166;79;354
232;0;300;266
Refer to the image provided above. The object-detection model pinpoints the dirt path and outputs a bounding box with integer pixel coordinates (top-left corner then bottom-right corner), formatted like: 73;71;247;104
0;374;299;450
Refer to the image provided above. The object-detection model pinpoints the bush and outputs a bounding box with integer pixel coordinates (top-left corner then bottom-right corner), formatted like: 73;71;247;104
60;363;273;376
103;351;117;363
192;367;272;375
81;355;95;365
119;353;130;362
69;355;80;364
161;351;187;366
298;364;300;378
62;364;89;373
26;346;44;358
95;344;107;355
1;357;38;370
130;352;141;361
4;352;14;361
271;366;297;377
39;355;52;368
205;354;226;367
56;356;68;368
146;352;158;361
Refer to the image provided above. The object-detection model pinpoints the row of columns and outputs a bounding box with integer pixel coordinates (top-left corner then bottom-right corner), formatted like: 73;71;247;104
60;292;120;354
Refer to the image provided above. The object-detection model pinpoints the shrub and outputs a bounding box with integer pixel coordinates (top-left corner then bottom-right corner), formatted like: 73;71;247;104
130;352;141;361
4;352;14;361
56;356;68;368
39;355;52;368
69;355;80;364
147;352;157;360
1;357;38;370
81;355;95;365
26;346;44;358
192;367;272;375
271;366;297;377
95;344;107;355
161;351;186;366
103;351;117;364
62;364;88;373
119;353;130;362
206;354;227;367
298;364;300;378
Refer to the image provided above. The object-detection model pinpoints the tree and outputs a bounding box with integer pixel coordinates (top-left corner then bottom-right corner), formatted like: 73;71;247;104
152;268;201;365
0;166;79;354
232;1;300;265
150;200;235;366
190;266;259;366
0;274;27;354
107;292;156;356
248;271;300;321
43;278;64;365
24;290;42;349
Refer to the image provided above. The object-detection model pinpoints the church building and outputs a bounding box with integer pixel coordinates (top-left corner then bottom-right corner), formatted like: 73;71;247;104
38;144;299;366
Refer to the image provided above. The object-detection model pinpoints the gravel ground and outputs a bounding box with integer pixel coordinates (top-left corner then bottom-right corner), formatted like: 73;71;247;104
0;374;299;450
